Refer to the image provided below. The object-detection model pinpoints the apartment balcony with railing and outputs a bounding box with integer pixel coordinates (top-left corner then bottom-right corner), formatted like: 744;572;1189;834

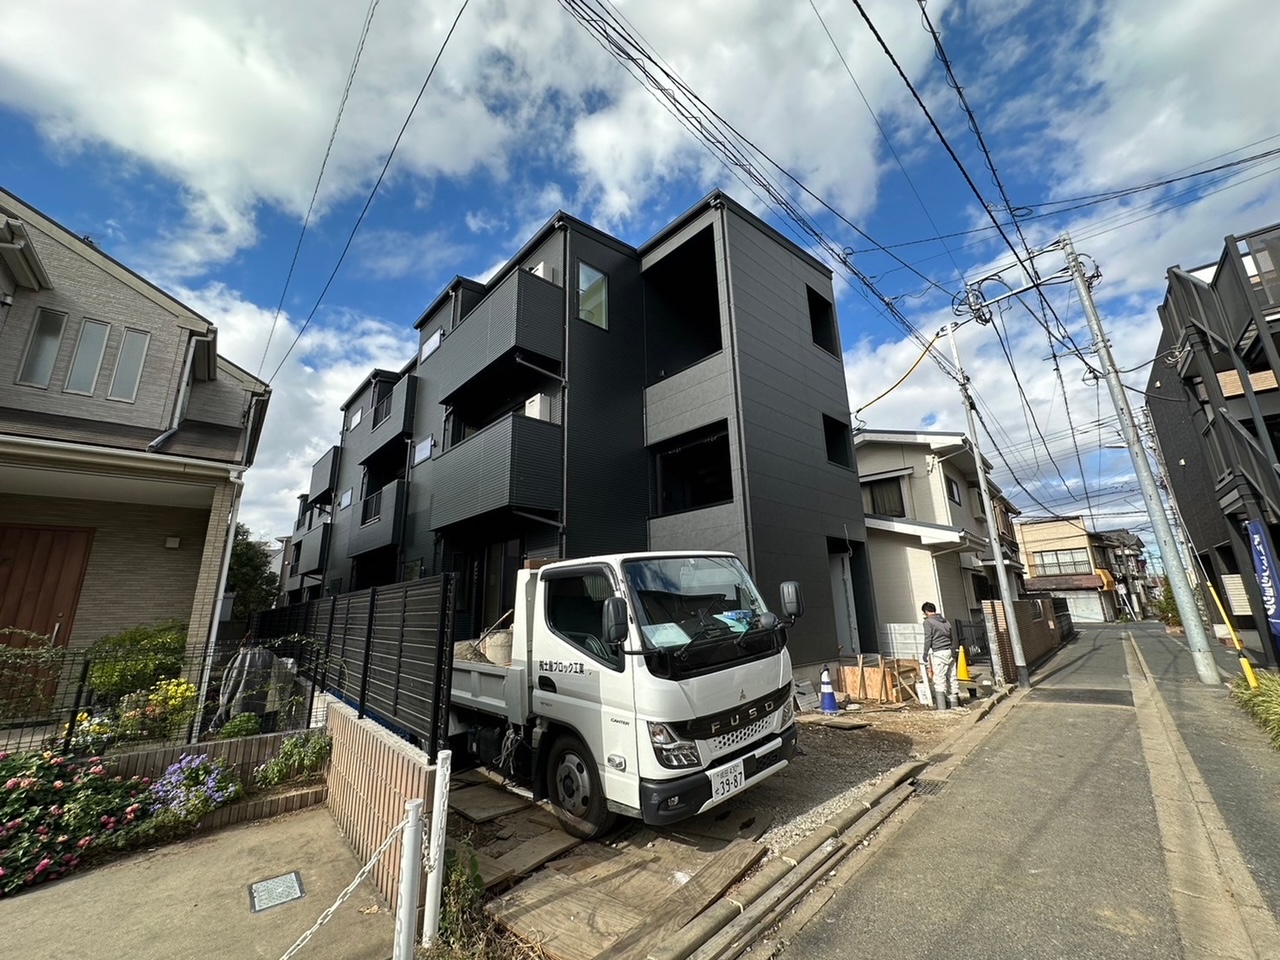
308;445;340;505
356;376;417;466
347;479;407;557
424;268;565;403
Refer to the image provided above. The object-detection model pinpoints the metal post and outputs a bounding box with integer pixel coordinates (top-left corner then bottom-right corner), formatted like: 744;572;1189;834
61;659;91;754
1062;234;1219;685
945;320;1029;688
422;748;453;948
358;587;377;719
393;798;425;960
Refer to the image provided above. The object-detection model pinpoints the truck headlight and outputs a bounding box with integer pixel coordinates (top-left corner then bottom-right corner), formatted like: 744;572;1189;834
648;721;701;769
780;687;795;727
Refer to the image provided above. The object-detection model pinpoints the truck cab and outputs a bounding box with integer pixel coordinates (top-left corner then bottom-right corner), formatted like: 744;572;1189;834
450;551;801;838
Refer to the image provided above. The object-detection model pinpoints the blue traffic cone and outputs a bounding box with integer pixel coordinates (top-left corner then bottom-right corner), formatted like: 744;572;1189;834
819;665;839;715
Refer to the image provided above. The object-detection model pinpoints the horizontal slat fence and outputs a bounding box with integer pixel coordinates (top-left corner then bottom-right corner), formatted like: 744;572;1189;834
325;698;435;916
252;575;456;760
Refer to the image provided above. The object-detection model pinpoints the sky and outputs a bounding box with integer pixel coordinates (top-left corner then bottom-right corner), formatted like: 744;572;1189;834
2;0;1278;553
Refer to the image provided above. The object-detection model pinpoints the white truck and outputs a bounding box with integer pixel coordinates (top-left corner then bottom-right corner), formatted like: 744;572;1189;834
449;551;804;838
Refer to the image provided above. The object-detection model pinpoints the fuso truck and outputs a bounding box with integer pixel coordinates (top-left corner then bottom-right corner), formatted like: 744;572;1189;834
449;551;804;838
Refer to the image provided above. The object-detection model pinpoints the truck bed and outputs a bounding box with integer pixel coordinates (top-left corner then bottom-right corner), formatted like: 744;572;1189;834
450;658;528;724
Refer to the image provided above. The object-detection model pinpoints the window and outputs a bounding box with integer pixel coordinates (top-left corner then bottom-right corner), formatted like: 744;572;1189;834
327;578;343;597
863;478;906;518
420;328;443;362
348;406;363;430
107;329;149;401
339;488;353;510
808;286;838;357
17;309;67;387
64;319;110;395
578;262;608;329
412;435;434;465
945;476;962;505
652;421;733;516
823;414;853;468
1032;548;1093;577
543;568;621;669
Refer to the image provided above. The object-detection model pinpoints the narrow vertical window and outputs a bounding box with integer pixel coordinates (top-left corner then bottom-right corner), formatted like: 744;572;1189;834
107;329;149;402
578;262;608;329
64;319;110;394
17;309;67;387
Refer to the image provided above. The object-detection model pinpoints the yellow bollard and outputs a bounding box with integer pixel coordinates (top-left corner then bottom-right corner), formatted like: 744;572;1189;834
957;644;972;682
1207;583;1259;689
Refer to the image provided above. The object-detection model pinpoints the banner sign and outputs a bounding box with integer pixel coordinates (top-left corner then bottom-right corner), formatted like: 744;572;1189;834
1246;520;1280;651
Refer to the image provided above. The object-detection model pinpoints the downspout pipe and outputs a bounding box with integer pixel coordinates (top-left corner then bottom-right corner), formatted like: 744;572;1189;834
191;475;244;742
149;331;214;452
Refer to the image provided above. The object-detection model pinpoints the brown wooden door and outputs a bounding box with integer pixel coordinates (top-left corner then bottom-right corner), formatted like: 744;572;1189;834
0;525;95;720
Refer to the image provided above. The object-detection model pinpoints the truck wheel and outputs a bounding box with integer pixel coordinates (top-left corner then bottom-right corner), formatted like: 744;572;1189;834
547;734;616;840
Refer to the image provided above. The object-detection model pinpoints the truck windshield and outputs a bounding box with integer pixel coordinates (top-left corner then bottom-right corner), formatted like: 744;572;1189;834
621;556;775;671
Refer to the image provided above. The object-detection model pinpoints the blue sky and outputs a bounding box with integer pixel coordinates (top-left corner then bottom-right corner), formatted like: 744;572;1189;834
2;0;1277;546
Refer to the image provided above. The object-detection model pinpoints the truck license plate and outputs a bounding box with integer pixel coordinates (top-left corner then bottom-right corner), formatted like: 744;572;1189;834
708;759;746;800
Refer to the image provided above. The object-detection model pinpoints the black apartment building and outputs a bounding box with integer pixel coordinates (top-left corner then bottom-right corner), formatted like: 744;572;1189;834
281;191;878;671
1146;221;1280;666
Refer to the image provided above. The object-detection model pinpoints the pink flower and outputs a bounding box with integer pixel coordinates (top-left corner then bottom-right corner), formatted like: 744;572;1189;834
126;803;141;814
89;766;105;776
0;751;9;761
3;779;17;790
0;866;6;878
62;854;75;864
51;758;63;767
34;859;52;874
35;826;48;836
77;837;92;849
52;781;64;790
88;756;100;764
48;806;63;817
56;835;68;844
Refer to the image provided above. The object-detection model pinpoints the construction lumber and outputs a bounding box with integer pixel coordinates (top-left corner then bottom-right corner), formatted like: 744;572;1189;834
449;783;531;823
486;870;646;960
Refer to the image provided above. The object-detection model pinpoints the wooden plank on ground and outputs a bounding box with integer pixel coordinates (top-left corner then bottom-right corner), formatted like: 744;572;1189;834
470;851;514;890
523;806;562;830
672;805;774;843
550;848;659;886
452;768;491;786
605;837;768;960
486;870;647;960
820;715;872;730
449;784;531;823
491;828;582;878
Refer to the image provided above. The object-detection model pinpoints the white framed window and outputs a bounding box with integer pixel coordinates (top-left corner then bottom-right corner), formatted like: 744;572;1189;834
64;319;110;395
107;328;150;402
339;488;353;510
578;262;608;329
412;435;435;465
420;328;443;362
17;308;68;388
945;476;962;505
348;406;363;430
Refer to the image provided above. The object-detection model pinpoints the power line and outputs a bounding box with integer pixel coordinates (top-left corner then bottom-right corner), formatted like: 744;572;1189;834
258;0;381;377
267;0;472;384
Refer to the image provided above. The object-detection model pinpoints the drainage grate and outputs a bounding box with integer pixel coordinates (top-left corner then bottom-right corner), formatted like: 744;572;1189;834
249;871;306;913
1029;688;1133;707
913;778;947;797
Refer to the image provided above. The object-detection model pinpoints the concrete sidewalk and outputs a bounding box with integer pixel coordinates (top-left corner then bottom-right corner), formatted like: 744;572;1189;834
785;625;1280;960
3;807;395;960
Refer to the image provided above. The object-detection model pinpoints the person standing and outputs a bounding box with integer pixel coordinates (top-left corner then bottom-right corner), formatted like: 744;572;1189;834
922;602;963;710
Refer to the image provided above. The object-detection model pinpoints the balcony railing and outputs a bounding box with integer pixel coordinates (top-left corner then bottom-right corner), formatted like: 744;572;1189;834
361;488;384;525
288;561;299;576
371;393;393;429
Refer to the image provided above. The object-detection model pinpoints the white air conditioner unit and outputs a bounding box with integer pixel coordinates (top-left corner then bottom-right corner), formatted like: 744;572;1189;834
525;393;552;421
529;261;559;284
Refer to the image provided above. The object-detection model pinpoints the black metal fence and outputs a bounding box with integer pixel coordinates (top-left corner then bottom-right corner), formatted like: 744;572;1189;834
251;574;456;759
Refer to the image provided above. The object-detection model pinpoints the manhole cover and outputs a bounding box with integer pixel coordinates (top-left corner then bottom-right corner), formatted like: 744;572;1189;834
1030;688;1133;707
249;871;306;913
914;778;947;797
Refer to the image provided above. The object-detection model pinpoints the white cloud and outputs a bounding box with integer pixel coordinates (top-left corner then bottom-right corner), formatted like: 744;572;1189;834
355;229;470;281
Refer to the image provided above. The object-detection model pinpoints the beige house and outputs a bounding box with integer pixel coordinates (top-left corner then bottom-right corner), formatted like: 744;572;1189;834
854;430;1022;656
0;187;269;680
1015;517;1120;623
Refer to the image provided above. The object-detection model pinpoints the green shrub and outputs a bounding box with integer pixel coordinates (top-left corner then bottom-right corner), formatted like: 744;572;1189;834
1231;671;1280;750
253;730;331;789
218;713;261;740
0;632;64;722
1153;588;1181;628
87;622;187;701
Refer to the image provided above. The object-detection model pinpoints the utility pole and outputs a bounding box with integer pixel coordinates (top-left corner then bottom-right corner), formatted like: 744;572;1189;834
1062;234;1220;685
945;320;1028;689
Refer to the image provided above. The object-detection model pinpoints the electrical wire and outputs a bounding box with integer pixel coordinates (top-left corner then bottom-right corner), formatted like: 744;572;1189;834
852;331;942;426
267;0;472;384
258;0;381;377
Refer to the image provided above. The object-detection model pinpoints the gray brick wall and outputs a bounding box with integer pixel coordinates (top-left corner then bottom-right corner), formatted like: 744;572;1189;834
0;493;212;651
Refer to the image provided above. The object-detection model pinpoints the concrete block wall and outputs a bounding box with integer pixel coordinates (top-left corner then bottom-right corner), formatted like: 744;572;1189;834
982;599;1065;682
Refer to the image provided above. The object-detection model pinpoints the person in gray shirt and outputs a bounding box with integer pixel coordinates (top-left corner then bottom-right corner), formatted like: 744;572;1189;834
922;602;963;711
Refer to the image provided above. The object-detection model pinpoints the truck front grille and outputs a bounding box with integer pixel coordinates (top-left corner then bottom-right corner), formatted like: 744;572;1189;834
709;716;771;754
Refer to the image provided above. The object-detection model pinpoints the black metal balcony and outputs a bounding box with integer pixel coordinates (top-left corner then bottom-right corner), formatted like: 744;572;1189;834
308;445;340;505
348;479;407;557
296;521;331;575
357;376;417;465
426;269;564;403
430;413;563;529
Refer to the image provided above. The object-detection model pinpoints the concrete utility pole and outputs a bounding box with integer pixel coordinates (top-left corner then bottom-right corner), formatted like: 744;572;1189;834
944;320;1029;689
1062;234;1220;686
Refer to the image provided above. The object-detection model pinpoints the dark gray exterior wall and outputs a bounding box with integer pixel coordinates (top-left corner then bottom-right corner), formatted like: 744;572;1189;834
563;227;650;559
722;204;866;668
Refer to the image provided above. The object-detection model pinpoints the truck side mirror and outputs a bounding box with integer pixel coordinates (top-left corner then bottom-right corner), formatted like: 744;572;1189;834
779;581;804;621
602;596;629;645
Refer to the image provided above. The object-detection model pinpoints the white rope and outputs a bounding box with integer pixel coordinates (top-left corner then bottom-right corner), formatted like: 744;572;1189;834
278;817;408;960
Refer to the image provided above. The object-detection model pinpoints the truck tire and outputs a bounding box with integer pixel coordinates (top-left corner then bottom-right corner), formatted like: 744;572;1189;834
546;734;616;840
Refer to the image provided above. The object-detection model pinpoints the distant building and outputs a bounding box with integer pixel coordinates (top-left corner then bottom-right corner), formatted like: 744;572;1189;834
1146;221;1280;665
280;191;877;670
1016;517;1124;623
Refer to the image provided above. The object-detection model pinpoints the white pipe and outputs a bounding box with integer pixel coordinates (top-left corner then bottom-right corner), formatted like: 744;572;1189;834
149;331;213;450
0;433;244;476
190;476;243;742
421;748;453;947
393;798;425;960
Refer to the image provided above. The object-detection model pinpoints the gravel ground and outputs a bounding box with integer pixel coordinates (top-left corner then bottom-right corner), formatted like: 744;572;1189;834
752;706;966;853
